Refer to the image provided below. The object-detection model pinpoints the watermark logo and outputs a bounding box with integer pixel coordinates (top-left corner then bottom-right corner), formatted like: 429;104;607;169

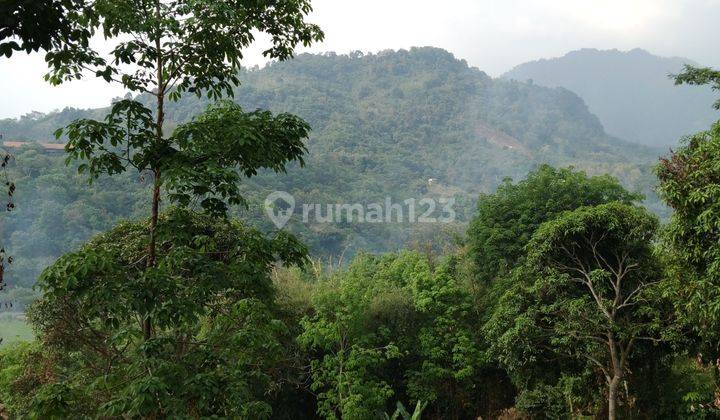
264;191;456;228
264;191;295;228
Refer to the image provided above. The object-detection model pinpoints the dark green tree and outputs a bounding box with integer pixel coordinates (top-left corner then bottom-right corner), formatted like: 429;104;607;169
656;66;720;356
467;165;641;285
23;209;307;417
485;203;674;420
46;0;323;338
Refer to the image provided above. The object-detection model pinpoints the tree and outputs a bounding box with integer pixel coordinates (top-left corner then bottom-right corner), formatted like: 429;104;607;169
657;65;720;353
298;253;408;419
299;251;503;419
485;203;673;419
0;152;14;292
23;208;307;417
47;0;323;338
0;0;58;292
467;165;641;285
404;255;489;418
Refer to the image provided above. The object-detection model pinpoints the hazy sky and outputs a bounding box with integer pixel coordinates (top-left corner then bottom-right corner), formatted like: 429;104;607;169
1;0;720;119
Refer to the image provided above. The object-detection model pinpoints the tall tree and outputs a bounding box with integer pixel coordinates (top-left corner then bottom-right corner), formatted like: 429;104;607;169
46;0;323;338
657;65;720;353
0;0;57;297
486;203;673;419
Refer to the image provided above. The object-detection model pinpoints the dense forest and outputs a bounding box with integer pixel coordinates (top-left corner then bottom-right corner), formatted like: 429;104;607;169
2;0;720;419
0;47;665;296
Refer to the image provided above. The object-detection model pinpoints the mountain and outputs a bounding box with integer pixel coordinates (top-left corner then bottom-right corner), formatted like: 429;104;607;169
0;47;663;290
503;48;719;147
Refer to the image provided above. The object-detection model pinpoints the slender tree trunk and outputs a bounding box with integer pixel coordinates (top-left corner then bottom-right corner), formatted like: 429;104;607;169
143;170;161;340
143;0;165;341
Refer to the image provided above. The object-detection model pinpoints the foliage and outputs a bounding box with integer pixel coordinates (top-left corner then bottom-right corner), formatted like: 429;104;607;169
0;165;714;418
485;202;676;418
47;0;323;217
41;0;322;343
467;165;641;286
2;1;716;415
384;400;428;420
0;342;49;416
16;209;307;417
299;251;509;419
63;99;311;216
658;119;720;355
0;0;87;57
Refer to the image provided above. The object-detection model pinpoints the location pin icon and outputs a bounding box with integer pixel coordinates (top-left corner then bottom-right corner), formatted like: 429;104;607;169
264;191;295;229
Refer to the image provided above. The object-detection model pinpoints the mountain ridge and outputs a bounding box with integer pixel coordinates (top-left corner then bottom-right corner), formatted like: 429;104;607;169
502;47;718;147
0;47;665;288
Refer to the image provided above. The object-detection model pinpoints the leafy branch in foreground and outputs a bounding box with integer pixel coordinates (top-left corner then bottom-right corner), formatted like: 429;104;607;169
62;99;310;216
0;0;89;57
674;65;720;109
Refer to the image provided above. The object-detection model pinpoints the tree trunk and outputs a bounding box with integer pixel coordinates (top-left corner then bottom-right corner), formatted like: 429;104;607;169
142;171;161;340
608;377;619;420
143;0;165;341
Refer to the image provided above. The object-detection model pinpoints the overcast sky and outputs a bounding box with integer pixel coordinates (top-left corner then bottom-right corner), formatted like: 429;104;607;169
1;0;720;119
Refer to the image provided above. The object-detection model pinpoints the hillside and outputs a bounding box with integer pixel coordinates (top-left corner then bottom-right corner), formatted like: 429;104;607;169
503;48;718;147
0;47;663;290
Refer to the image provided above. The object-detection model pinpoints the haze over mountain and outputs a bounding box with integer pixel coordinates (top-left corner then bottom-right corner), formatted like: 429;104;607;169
0;47;663;290
503;48;719;147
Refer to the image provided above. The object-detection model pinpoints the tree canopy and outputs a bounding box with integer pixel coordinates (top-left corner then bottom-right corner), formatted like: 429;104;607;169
485;202;676;419
467;165;641;285
22;208;307;417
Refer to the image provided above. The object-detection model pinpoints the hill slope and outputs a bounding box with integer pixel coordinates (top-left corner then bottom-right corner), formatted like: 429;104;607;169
0;47;663;289
503;48;718;147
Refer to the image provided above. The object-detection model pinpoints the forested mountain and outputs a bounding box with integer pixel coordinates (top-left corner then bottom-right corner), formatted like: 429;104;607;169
0;47;663;291
503;48;719;147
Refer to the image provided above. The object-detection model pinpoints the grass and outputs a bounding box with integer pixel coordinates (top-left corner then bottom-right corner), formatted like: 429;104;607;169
0;313;33;348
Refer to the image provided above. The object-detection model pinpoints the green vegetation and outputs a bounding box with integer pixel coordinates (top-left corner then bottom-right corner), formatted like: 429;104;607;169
485;203;676;418
0;0;85;57
3;163;715;419
3;1;720;418
657;65;720;363
23;209;307;417
0;47;666;296
467;165;641;285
